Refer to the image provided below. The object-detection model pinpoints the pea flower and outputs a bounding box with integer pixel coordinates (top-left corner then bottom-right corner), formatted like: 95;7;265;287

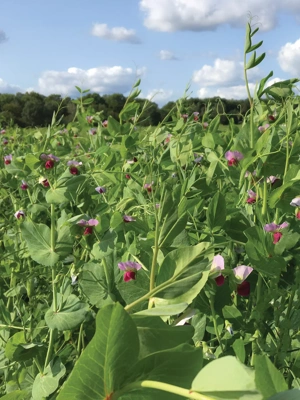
127;157;138;164
1;129;6;134
89;128;97;135
297;211;300;220
14;210;25;219
290;197;300;207
144;182;154;193
258;124;270;133
39;176;50;187
210;255;225;286
77;219;99;235
118;261;142;282
86;116;93;124
264;221;289;244
95;186;106;194
181;114;188;122
123;215;135;223
102;120;108;128
233;265;253;282
203;122;209;129
237;280;251;297
246;190;257;204
193;111;199;121
267;176;278;184
20;180;28;190
268;114;276;121
125;174;131;179
225;320;234;335
164;134;172;144
40;153;60;169
3;138;8;145
225;151;244;166
4;154;12;165
194;154;203;164
67;160;82;175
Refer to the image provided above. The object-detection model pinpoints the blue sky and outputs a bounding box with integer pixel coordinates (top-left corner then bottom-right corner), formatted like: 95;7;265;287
1;0;300;105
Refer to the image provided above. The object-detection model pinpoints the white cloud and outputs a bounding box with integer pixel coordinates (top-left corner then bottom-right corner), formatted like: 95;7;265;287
0;30;7;43
159;50;178;60
140;0;300;32
197;84;255;99
0;78;21;93
37;66;146;96
141;88;174;105
278;38;300;76
193;59;244;87
91;23;141;43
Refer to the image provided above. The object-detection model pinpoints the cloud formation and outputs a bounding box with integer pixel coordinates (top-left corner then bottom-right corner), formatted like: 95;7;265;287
159;50;178;60
0;78;21;93
278;38;300;76
37;66;146;96
145;88;174;104
140;0;300;32
91;23;141;43
193;59;244;87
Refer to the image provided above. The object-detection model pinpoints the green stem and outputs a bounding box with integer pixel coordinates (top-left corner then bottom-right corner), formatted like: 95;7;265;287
209;298;224;352
44;328;55;370
77;322;84;357
102;257;111;292
149;212;160;292
112;380;215;400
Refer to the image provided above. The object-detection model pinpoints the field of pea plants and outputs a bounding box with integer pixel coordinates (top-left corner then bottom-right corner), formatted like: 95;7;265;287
1;23;300;400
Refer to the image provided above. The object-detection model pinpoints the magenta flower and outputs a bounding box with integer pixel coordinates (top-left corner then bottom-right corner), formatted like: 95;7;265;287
40;154;60;169
102;120;108;128
20;180;28;190
123;215;136;223
237;281;251;296
144;182;154;193
39;177;50;187
77;218;99;235
67;160;82;175
164;134;172;144
193;112;199;121
89;128;97;135
14;210;25;219
118;261;142;282
4;154;12;165
297;211;300;220
264;222;288;244
290;197;300;207
246;190;257;204
95;186;106;194
225;151;244;167
210;255;225;286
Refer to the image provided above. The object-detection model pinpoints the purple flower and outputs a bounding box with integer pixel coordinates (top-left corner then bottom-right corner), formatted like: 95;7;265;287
246;190;256;204
290;197;300;207
89;128;97;135
20;180;28;190
67;160;82;167
40;153;60;162
264;222;288;232
102;120;108;128
3;138;8;145
118;261;142;282
258;124;270;133
95;186;106;194
77;218;99;235
14;210;25;219
123;215;135;223
4;154;12;165
225;151;244;166
233;265;253;282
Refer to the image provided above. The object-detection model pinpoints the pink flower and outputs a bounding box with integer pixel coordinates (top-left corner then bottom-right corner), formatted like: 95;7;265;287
144;182;154;193
1;129;6;134
290;197;300;207
86;116;93;124
296;211;300;220
123;215;135;223
125;174;131;179
14;210;25;219
225;151;244;166
267;176;278;184
203;122;209;129
40;154;60;169
273;232;282;244
118;261;142;282
20;180;28;190
102;120;108;128
264;221;288;244
246;190;257;204
95;186;106;194
233;265;253;282
210;255;225;286
258;124;270;133
3;138;8;145
67;160;82;175
268;114;276;122
193;112;199;121
164;134;172;144
89;128;97;135
77;219;99;235
4;154;12;165
181;114;188;122
39;177;50;187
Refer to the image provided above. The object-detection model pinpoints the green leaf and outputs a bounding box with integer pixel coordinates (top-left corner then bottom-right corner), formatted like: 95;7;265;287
248;40;263;53
192;356;261;398
107;116;121;137
32;358;66;400
232;338;246;363
244;23;252;53
255;355;288;398
79;261;111;307
5;332;41;362
0;391;31;400
24;154;40;170
134;303;188;316
45;294;89;331
207;191;226;232
91;230;117;259
46;174;85;204
132;315;194;358
268;390;300;400
57;303;140;400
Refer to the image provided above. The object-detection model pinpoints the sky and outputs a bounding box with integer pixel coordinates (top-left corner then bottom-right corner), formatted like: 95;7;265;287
1;0;300;106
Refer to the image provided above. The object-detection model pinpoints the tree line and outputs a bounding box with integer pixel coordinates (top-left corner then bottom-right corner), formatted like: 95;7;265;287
0;91;250;128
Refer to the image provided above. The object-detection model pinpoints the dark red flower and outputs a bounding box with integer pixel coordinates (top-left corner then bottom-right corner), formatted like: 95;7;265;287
215;275;225;286
70;167;79;175
124;271;136;282
237;280;250;296
45;160;54;169
125;174;131;179
228;158;238;167
246;198;256;204
273;232;282;244
83;227;93;235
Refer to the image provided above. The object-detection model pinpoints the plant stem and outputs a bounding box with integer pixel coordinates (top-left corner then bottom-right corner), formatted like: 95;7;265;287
149;210;160;292
209;297;224;352
112;380;215;400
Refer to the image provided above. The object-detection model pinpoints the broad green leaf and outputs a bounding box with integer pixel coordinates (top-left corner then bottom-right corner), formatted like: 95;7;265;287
5;332;41;362
46;174;85;204
132;315;194;358
107;115;121;137
57;303;140;400
134;303;188;316
32;358;66;400
192;356;262;399
255;355;288;398
232;338;246;363
0;391;31;400
91;230;117;259
207;191;226;232
45;294;89;331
